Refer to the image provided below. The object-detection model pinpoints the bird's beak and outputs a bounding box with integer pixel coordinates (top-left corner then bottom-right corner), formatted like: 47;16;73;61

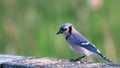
56;29;62;35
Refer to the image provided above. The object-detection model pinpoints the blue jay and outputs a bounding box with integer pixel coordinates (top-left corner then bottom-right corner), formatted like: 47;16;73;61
56;23;114;63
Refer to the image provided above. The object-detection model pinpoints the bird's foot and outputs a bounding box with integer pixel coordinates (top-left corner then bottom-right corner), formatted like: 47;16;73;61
70;56;86;63
70;59;84;63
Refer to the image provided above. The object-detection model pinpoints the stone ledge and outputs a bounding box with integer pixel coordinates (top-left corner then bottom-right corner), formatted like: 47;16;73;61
0;54;120;68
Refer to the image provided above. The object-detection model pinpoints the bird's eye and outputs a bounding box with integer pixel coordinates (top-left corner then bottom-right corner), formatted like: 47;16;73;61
60;28;67;31
63;28;67;31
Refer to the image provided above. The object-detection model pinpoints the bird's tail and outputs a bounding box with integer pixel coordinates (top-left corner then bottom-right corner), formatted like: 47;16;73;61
98;53;115;63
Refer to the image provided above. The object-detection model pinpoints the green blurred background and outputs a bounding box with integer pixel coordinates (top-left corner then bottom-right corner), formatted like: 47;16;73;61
0;0;120;63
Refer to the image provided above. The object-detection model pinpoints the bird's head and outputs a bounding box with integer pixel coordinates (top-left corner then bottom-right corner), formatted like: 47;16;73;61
56;23;72;35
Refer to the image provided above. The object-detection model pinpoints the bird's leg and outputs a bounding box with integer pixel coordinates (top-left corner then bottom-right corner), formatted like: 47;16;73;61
70;55;86;62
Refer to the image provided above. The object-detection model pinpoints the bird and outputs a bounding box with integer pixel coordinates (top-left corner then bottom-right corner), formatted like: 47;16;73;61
56;23;115;63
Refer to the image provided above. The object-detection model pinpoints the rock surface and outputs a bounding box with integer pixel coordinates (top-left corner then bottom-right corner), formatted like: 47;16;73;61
0;54;120;68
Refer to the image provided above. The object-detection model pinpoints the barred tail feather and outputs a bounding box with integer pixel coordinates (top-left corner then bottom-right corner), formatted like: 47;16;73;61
98;53;115;63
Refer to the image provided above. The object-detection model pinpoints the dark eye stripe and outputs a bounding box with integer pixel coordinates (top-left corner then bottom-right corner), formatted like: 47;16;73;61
60;28;67;31
63;28;67;31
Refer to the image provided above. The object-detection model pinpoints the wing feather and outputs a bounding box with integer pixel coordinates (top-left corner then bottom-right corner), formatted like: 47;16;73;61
72;33;100;53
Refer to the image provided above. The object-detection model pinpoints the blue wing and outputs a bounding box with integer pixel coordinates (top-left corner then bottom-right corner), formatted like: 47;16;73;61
71;33;115;63
72;33;100;53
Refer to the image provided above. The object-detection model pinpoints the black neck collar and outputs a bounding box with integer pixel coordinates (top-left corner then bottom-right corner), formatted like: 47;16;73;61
65;33;71;39
66;26;72;39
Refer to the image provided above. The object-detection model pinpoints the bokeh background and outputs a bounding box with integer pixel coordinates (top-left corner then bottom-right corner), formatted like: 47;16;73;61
0;0;120;63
